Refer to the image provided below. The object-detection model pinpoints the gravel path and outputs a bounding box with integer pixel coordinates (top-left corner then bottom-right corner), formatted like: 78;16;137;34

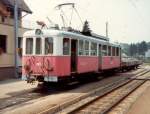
0;79;37;99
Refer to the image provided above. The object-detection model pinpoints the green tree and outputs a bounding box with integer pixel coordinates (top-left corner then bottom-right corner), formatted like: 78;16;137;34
82;20;92;36
129;43;134;56
138;41;147;55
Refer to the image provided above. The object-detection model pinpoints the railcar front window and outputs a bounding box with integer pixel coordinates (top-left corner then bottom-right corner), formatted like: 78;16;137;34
26;38;33;54
36;38;42;54
45;37;53;54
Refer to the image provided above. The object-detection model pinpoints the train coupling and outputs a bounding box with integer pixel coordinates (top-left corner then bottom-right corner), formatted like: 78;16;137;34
27;76;36;85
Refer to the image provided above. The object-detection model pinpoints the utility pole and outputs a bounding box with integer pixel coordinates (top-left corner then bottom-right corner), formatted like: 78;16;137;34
14;0;18;78
106;21;108;38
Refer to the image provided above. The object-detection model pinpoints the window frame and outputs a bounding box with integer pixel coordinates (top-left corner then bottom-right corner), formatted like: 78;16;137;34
45;37;53;55
108;45;111;56
0;35;7;53
102;45;108;56
35;38;42;55
63;38;70;55
25;37;34;55
78;40;84;56
116;47;120;56
18;37;23;48
84;40;89;56
112;46;116;56
90;42;97;56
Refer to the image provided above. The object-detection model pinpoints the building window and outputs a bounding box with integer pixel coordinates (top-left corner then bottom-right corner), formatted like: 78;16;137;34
18;37;22;48
102;45;107;56
26;38;33;54
45;37;53;54
36;38;42;54
1;16;5;23
91;42;97;56
8;8;14;18
85;40;89;55
79;40;84;55
63;38;70;55
0;35;7;53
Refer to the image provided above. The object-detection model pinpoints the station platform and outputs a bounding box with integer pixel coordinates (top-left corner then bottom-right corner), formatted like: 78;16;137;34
127;83;150;114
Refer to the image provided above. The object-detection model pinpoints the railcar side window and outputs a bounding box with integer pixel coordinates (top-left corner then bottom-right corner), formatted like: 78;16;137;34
102;45;107;56
112;47;116;56
79;40;84;55
85;41;89;55
91;42;97;56
108;46;111;56
45;37;53;54
26;38;33;54
116;47;119;56
63;38;70;55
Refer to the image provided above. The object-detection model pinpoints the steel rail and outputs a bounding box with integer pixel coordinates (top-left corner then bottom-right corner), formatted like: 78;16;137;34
60;71;150;114
38;69;148;114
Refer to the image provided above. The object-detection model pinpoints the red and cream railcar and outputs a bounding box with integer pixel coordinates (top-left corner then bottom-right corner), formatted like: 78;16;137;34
22;29;121;82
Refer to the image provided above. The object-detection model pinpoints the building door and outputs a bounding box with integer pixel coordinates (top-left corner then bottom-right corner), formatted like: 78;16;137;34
71;39;77;72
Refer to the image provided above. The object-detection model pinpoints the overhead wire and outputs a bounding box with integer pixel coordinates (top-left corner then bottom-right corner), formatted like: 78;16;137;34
128;0;146;26
60;8;69;27
69;6;74;27
74;7;83;25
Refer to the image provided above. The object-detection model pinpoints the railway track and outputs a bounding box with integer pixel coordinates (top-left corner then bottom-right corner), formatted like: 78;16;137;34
38;68;149;114
0;67;146;114
57;70;150;114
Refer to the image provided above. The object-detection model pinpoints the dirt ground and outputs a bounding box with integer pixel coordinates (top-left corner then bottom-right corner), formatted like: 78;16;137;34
127;84;150;114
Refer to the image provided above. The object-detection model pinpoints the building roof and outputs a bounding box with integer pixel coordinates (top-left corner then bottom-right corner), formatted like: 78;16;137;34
1;0;32;14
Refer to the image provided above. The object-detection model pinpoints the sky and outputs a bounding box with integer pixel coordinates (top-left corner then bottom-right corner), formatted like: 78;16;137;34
23;0;150;43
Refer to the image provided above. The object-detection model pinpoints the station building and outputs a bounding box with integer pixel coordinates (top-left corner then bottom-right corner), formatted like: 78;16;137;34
0;0;32;80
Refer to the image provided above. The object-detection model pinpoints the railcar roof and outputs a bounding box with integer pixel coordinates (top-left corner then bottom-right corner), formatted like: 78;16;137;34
23;29;120;47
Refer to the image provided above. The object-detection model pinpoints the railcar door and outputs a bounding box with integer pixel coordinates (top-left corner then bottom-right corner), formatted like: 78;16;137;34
71;39;77;72
98;44;102;70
